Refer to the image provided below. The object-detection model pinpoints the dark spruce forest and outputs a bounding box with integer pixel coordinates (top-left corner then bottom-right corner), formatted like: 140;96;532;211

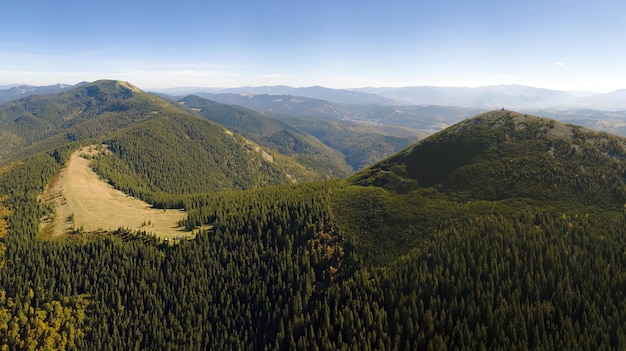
2;80;626;350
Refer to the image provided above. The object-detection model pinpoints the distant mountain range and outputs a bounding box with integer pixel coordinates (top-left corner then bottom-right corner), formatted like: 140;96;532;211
5;82;626;110
159;91;626;137
0;82;86;104
150;84;626;110
177;94;424;171
6;82;626;138
155;85;397;105
355;85;626;110
177;91;483;132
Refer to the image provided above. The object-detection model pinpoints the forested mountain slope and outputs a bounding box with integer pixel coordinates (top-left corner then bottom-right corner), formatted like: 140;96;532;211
191;91;484;131
2;108;626;349
281;117;424;171
0;80;337;191
91;112;321;205
177;95;352;177
179;94;423;172
354;109;626;204
343;110;626;264
0;80;173;158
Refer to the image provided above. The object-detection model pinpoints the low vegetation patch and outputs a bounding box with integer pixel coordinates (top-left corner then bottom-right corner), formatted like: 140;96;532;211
39;146;189;239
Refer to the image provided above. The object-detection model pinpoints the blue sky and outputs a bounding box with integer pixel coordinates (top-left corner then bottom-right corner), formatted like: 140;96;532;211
1;0;625;91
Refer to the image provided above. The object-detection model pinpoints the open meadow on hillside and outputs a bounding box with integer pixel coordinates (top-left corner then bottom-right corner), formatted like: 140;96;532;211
40;146;188;239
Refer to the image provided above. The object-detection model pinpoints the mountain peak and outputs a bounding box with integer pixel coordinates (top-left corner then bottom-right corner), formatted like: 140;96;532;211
80;79;143;95
352;110;626;208
114;80;142;93
0;79;183;158
452;109;573;139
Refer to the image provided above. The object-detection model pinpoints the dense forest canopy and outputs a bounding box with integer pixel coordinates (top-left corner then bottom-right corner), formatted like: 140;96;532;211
2;83;626;350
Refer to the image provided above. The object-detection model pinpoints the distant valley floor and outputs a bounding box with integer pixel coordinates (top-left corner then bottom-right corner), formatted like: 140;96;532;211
40;146;188;239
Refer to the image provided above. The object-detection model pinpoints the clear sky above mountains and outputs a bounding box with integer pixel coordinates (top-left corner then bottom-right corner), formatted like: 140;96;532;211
1;0;625;92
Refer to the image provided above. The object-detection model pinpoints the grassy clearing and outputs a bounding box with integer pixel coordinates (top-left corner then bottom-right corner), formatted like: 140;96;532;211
40;146;189;240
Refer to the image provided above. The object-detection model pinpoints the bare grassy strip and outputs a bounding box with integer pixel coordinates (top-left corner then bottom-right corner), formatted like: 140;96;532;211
40;146;189;240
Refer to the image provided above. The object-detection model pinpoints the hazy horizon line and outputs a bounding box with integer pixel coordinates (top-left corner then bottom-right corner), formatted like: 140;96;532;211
0;80;618;95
